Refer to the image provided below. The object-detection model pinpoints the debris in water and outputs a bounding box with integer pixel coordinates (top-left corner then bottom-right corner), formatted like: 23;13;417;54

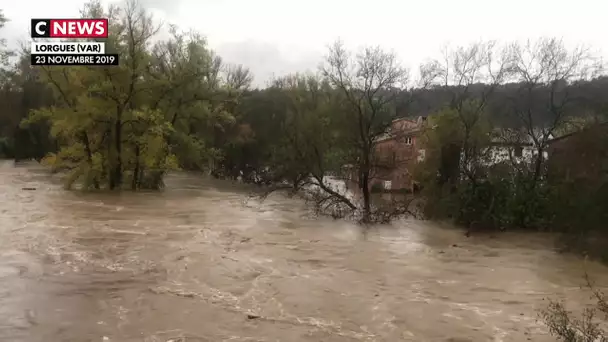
22;187;36;190
102;337;109;341
246;314;260;320
25;309;37;326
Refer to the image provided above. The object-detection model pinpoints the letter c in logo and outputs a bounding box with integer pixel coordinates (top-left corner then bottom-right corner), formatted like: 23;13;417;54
35;21;46;36
31;19;50;38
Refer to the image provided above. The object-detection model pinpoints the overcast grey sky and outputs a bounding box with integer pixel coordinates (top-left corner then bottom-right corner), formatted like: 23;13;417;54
1;0;607;86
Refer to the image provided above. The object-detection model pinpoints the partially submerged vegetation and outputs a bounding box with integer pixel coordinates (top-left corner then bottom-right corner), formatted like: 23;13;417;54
540;269;608;342
414;43;608;259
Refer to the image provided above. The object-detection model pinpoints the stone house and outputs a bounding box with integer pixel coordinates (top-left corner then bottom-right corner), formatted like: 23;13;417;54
341;116;427;192
369;116;427;191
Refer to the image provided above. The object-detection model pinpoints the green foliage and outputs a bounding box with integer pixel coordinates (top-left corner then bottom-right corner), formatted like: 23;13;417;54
0;9;13;67
0;136;13;157
416;90;598;228
418;101;608;237
16;0;246;190
414;107;464;187
271;74;341;178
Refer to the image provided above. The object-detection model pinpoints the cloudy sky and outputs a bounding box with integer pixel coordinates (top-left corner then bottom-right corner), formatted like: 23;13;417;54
1;0;607;87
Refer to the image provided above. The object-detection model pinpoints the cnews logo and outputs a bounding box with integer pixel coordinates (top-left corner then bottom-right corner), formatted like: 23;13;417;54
31;19;108;38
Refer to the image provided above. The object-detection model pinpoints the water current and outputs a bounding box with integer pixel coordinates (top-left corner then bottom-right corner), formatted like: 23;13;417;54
1;160;606;341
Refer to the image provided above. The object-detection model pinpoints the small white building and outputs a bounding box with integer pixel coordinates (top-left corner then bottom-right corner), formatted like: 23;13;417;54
468;129;553;168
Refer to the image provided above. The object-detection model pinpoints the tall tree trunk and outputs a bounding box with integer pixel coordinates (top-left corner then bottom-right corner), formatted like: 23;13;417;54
138;167;145;189
132;144;140;190
81;131;99;190
360;151;372;222
532;146;544;187
113;114;123;189
361;170;371;222
108;133;116;189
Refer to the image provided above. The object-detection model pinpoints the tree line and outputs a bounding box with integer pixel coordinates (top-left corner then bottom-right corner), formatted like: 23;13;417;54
0;0;606;229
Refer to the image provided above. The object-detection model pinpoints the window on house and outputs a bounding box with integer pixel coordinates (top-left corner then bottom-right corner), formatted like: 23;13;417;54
404;137;412;145
383;180;392;190
514;146;523;157
392;151;396;163
418;149;426;162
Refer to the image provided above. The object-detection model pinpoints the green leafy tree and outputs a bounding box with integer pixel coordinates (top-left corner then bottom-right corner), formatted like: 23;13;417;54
149;26;222;172
21;0;248;190
23;0;175;189
0;9;13;67
1;49;55;160
274;74;355;207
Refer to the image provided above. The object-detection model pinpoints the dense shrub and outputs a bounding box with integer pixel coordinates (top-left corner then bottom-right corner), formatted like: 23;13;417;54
424;175;608;232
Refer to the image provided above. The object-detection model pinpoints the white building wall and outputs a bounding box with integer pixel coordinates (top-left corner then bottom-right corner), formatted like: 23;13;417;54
485;146;548;165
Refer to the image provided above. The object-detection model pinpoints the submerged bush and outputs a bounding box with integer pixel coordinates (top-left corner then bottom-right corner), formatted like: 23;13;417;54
422;160;608;236
540;273;608;342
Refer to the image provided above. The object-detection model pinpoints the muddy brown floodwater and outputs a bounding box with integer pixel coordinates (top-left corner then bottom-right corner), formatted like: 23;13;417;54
1;160;607;342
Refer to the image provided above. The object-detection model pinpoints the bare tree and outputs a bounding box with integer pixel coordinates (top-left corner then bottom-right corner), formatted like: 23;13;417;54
222;63;253;115
224;64;253;91
507;38;602;185
422;41;511;183
540;265;608;341
321;40;409;222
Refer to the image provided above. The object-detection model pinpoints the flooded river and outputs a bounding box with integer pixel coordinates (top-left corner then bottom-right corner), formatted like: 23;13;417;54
1;161;606;341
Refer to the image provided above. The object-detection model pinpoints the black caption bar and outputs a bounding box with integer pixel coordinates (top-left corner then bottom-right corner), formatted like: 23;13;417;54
31;54;119;66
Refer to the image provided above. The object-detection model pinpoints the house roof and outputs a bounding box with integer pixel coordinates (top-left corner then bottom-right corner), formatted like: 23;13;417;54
374;116;426;143
547;121;608;145
488;128;554;147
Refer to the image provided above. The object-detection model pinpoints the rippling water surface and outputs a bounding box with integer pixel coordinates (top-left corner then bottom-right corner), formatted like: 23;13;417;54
1;160;605;341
